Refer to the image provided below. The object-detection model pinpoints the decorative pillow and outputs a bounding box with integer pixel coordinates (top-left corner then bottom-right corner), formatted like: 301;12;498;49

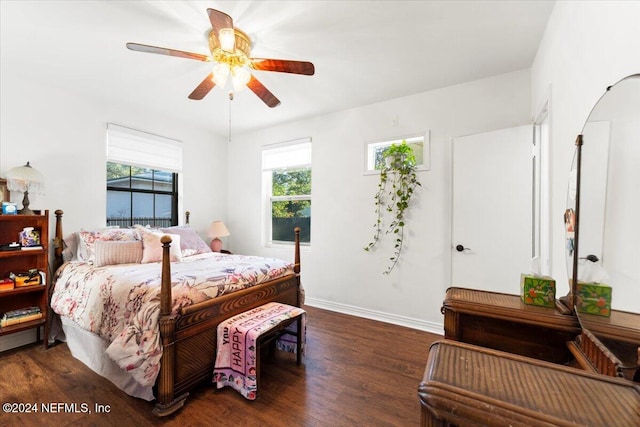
77;228;140;264
160;226;211;257
136;226;182;264
94;240;143;267
61;233;79;262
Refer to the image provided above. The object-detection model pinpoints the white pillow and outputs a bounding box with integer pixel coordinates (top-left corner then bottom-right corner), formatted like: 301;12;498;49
94;240;143;267
136;226;182;264
160;226;212;257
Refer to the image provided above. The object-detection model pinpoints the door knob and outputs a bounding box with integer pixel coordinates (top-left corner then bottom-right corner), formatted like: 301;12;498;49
455;244;470;252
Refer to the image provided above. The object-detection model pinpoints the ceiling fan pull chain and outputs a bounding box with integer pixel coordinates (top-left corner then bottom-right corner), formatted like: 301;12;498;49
228;91;233;143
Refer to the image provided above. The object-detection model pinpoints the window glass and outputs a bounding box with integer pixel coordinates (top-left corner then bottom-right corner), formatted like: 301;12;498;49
106;190;131;227
272;169;311;196
131;171;154;191
154;194;173;226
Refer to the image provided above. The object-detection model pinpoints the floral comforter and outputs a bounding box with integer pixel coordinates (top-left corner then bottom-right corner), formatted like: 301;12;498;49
50;252;294;388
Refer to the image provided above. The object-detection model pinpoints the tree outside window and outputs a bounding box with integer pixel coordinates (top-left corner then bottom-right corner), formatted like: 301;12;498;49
270;168;311;243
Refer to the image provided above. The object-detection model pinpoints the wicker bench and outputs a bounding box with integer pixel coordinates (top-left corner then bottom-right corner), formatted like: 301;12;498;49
418;340;640;426
213;302;305;399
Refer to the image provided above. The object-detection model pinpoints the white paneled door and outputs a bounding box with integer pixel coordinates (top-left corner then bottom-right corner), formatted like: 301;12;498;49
451;125;533;294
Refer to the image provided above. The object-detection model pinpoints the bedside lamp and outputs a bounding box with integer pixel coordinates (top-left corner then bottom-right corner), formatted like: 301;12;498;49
5;161;45;215
207;221;230;252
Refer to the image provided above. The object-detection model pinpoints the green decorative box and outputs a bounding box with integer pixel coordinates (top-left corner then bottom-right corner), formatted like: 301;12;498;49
520;274;556;308
575;282;612;317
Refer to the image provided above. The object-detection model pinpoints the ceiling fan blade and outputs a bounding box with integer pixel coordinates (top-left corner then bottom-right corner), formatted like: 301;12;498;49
250;59;315;76
188;73;216;100
247;75;281;108
126;42;210;62
207;8;235;53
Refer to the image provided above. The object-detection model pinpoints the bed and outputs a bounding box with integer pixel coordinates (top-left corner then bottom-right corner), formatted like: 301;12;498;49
49;210;302;416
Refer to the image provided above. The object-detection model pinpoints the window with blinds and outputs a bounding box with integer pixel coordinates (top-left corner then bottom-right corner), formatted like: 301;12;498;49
106;124;181;227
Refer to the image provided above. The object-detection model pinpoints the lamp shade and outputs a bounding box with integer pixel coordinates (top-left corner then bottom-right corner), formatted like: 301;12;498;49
5;161;45;194
5;161;45;215
207;221;230;238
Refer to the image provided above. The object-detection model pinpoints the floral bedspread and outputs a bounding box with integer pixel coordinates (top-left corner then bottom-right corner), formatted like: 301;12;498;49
50;252;294;388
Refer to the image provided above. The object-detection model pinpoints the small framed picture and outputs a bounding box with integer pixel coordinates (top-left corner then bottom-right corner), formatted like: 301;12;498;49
0;179;8;204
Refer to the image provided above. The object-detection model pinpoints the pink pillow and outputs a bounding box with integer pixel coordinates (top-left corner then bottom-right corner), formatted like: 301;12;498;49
160;226;211;257
136;226;182;264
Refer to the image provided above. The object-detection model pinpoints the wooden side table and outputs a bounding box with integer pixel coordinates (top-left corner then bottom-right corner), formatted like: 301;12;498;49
418;340;640;427
442;287;581;363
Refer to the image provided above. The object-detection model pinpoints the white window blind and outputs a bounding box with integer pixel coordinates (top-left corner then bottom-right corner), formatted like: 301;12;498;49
106;123;183;173
262;138;312;171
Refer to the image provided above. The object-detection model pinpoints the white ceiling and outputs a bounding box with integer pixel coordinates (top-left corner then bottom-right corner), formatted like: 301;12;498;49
0;0;554;137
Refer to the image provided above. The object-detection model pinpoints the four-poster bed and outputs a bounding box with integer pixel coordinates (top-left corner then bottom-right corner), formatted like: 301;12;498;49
50;210;302;416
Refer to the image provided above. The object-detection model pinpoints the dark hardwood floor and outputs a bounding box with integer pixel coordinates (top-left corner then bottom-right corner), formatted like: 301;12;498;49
0;306;441;426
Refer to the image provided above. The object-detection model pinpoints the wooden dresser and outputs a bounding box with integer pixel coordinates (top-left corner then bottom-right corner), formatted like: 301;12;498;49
418;340;640;427
441;287;581;364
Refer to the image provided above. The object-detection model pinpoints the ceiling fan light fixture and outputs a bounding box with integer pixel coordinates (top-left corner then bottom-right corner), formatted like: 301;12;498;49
231;67;251;92
212;62;230;87
218;28;236;52
128;8;313;107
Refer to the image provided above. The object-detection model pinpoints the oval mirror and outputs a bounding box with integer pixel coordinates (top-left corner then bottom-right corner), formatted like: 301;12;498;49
569;74;640;381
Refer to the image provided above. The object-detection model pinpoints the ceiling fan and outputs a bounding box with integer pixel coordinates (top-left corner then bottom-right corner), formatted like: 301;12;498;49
126;8;315;108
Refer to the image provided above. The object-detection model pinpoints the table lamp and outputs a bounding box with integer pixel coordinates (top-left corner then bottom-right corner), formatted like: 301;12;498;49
207;220;230;252
5;161;45;215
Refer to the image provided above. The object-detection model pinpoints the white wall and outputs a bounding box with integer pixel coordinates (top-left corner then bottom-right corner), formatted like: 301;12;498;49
226;1;640;332
531;1;640;299
227;70;532;332
0;74;227;234
0;72;226;349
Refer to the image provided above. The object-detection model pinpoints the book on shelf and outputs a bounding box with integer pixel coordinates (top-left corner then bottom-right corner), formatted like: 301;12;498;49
0;278;14;291
0;312;43;327
2;306;41;319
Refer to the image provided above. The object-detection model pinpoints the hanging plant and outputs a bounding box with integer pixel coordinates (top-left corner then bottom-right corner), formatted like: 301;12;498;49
364;140;421;274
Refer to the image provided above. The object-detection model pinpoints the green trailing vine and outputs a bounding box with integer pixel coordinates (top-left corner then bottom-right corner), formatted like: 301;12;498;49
364;140;421;274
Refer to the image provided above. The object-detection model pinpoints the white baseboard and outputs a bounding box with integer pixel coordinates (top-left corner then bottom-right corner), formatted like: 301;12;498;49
304;297;444;336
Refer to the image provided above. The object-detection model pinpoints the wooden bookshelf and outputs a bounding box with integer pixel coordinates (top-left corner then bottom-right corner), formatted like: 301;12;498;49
0;210;49;348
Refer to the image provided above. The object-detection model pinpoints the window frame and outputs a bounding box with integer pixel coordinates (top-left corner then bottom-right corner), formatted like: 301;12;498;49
363;131;430;174
106;163;179;228
262;138;312;247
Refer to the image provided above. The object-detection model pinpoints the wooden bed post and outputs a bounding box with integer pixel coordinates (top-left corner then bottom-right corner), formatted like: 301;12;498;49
293;227;302;307
294;227;301;274
153;235;188;416
52;210;65;274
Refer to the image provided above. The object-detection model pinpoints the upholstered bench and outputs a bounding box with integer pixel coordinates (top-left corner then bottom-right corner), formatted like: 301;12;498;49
213;302;306;400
